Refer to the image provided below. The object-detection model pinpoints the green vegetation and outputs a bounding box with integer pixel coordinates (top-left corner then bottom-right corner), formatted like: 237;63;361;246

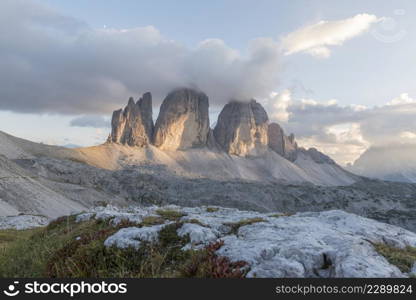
0;228;40;254
374;243;416;273
269;212;294;218
206;207;219;213
140;216;165;226
225;217;266;234
0;215;248;278
269;213;283;218
155;209;186;221
185;219;207;227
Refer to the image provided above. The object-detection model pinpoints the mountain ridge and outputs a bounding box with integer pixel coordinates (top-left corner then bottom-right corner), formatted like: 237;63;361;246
349;144;416;183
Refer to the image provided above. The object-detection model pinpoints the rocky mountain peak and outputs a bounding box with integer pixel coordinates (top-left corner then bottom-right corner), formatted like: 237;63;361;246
153;88;210;150
267;122;298;161
108;92;154;147
213;99;269;156
106;88;335;166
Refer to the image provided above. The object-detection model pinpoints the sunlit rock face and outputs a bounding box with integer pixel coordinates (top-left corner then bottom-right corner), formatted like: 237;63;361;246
213;100;269;156
153;88;210;151
108;92;154;147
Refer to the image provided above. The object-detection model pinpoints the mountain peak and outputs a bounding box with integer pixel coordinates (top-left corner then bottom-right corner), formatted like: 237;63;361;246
153;88;210;150
213;100;269;156
108;92;154;146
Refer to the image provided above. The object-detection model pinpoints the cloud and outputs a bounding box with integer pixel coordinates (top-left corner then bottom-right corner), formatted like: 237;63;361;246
0;1;384;117
281;14;380;58
70;115;110;128
386;93;416;106
264;90;416;164
0;0;281;114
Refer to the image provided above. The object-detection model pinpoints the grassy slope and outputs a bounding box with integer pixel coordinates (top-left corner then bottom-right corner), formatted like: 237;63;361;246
0;212;247;278
1;211;415;278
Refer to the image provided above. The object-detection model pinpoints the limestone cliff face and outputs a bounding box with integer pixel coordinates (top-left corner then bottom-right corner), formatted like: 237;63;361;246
267;123;285;156
213;100;269;156
108;92;154;147
267;123;298;161
153;88;210;150
284;133;298;161
108;89;302;161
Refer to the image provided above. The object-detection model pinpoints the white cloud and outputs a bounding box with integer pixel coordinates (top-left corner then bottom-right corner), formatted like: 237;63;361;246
386;93;416;106
264;90;292;122
264;91;416;165
281;13;380;58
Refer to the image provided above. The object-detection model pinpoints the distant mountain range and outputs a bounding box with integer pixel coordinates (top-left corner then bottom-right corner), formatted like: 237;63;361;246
348;144;416;183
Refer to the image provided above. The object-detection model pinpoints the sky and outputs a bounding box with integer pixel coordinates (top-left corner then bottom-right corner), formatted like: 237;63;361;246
1;0;416;165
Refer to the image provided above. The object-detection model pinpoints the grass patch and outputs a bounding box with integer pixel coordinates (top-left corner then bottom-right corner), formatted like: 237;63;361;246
180;241;248;278
185;219;207;227
0;215;248;278
206;207;219;213
156;209;186;221
0;216;116;277
0;228;40;254
374;243;416;273
224;217;266;235
139;216;165;227
269;212;293;218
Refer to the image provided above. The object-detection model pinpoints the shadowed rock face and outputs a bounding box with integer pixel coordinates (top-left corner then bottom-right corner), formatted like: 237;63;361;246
267;123;285;156
298;147;334;164
268;123;298;162
213;100;269;156
153;88;210;150
108;93;154;147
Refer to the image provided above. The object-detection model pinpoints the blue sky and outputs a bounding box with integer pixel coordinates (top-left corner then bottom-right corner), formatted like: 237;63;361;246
1;0;416;164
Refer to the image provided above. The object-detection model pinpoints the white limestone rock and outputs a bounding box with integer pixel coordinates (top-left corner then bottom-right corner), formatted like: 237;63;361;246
51;205;416;278
177;223;220;246
410;263;416;277
0;214;49;230
104;224;167;249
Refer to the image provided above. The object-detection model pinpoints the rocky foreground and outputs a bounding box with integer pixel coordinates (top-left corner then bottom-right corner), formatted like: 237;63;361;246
71;205;416;277
2;205;416;278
